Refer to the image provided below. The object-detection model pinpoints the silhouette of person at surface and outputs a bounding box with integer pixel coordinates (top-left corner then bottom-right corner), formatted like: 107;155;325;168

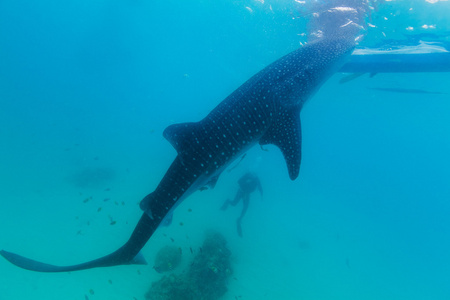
220;172;263;237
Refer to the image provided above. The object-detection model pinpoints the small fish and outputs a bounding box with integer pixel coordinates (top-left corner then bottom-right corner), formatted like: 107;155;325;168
97;207;102;213
110;221;117;225
179;222;184;226
121;201;125;206
190;247;193;254
187;208;192;212
76;230;82;235
108;279;113;284
137;269;141;275
104;188;111;191
83;197;91;203
170;237;175;242
89;288;95;295
199;247;203;253
84;295;89;300
103;198;110;202
114;201;119;206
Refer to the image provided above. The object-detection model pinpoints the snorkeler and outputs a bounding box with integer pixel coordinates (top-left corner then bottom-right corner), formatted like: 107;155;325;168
221;172;263;237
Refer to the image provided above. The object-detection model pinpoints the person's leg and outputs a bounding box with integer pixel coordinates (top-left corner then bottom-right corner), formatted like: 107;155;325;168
236;220;243;237
230;189;244;206
236;194;250;237
220;189;243;210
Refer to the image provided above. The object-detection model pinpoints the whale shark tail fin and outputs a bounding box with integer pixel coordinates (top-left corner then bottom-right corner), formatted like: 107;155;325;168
0;213;154;272
0;249;147;272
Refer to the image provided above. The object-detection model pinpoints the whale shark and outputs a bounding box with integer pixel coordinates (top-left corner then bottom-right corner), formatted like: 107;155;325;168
0;1;367;272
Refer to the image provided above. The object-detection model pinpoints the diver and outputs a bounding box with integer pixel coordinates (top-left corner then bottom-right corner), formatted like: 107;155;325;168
220;172;263;237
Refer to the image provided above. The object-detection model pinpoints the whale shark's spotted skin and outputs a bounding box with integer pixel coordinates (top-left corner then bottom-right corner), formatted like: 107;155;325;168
140;38;356;223
0;5;363;271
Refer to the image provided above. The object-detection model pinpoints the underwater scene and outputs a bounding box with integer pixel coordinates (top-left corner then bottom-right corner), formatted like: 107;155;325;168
1;0;450;299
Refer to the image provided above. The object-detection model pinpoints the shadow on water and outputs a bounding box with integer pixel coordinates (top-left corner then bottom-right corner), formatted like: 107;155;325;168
66;167;116;189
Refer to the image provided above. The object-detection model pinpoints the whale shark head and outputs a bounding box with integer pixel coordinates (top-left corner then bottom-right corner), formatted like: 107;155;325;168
276;0;368;108
274;37;357;109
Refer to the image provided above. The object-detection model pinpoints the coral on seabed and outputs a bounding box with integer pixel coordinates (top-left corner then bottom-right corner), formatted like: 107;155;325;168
145;231;233;300
153;245;182;273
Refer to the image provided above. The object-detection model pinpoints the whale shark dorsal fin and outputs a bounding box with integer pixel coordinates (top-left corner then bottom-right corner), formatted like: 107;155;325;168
163;122;199;156
260;108;302;180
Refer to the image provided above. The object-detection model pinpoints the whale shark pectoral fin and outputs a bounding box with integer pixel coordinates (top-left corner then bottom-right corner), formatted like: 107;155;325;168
198;174;221;191
163;122;200;157
205;174;220;189
260;107;302;180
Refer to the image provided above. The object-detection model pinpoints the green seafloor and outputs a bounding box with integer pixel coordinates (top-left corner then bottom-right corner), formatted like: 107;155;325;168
1;1;450;299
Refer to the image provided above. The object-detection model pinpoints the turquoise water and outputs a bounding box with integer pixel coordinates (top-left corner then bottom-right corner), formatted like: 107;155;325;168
1;0;450;299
